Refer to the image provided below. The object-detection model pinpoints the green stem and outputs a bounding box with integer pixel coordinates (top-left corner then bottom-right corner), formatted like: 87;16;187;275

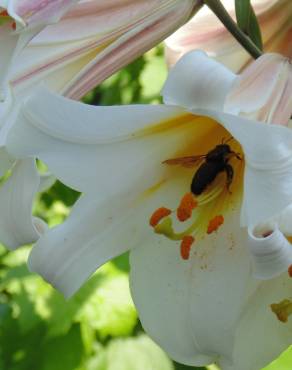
203;0;262;59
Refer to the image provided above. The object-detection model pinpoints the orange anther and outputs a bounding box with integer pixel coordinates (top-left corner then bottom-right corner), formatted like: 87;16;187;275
11;21;16;30
207;215;224;234
177;192;197;222
288;265;292;278
180;235;195;260
0;10;9;16
149;207;171;227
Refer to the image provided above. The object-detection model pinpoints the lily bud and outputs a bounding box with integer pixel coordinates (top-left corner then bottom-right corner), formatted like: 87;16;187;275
224;53;292;125
165;0;292;71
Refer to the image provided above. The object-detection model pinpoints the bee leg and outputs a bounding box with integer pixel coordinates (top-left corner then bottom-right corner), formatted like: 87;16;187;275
224;164;234;193
231;151;242;160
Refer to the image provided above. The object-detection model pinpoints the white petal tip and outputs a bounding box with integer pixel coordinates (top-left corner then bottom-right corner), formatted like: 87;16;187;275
248;225;292;280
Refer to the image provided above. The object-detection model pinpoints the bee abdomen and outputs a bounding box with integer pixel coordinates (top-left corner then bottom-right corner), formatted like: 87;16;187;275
191;162;222;195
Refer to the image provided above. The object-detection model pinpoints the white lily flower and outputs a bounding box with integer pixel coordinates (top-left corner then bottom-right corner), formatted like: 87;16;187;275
6;51;292;369
0;0;201;250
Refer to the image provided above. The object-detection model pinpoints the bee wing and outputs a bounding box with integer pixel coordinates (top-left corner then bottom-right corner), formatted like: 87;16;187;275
163;155;205;168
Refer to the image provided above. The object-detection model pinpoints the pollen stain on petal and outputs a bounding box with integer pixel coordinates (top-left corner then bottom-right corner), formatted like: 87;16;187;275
177;192;197;222
149;207;171;227
180;235;195;260
271;299;292;323
207;215;224;234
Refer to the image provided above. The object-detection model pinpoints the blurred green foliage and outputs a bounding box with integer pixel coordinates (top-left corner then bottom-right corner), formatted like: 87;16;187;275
0;45;291;370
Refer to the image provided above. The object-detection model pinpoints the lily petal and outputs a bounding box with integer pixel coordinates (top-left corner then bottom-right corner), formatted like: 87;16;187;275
130;206;252;367
162;50;235;110
8;0;78;28
224;53;292;125
0;158;41;249
130;202;292;370
248;225;292;279
7;85;292;227
28;190;151;298
7;86;186;193
226;273;292;370
11;0;199;99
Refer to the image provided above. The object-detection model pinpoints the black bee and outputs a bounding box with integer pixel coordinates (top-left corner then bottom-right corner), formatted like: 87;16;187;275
163;138;241;195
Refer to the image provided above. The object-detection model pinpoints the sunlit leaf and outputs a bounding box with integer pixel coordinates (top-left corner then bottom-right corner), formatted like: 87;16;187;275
87;335;174;370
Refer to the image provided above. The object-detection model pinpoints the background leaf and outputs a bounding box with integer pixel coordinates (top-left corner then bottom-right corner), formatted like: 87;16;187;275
235;0;263;50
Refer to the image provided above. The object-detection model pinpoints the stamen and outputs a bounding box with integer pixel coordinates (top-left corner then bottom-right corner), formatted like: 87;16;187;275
0;10;8;16
271;299;292;323
180;236;195;260
11;21;16;30
288;265;292;277
177;192;197;222
207;215;224;234
149;207;171;227
154;217;174;238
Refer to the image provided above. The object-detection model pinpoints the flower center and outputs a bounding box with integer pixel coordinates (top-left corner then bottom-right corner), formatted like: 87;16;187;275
149;140;243;261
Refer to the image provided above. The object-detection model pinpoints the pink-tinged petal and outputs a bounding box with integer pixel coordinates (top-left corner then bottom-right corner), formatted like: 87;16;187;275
165;0;292;72
12;0;78;28
11;0;199;99
64;0;198;100
224;53;292;125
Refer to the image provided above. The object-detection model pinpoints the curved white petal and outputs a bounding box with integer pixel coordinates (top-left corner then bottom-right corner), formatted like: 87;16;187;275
225;274;292;370
162;50;235;111
130;206;252;367
11;0;77;28
0;147;14;176
8;85;292;227
273;203;292;236
224;53;292;125
7;87;187;193
192;108;292;226
0;158;41;249
248;225;292;279
28;188;153;298
0;29;18;99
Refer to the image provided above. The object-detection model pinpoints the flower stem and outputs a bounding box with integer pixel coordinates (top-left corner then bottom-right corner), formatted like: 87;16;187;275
203;0;262;59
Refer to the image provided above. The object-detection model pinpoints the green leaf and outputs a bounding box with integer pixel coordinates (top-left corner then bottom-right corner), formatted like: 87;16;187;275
248;6;263;50
235;0;251;30
40;324;85;370
45;264;137;339
87;335;174;370
263;346;292;370
235;0;263;50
